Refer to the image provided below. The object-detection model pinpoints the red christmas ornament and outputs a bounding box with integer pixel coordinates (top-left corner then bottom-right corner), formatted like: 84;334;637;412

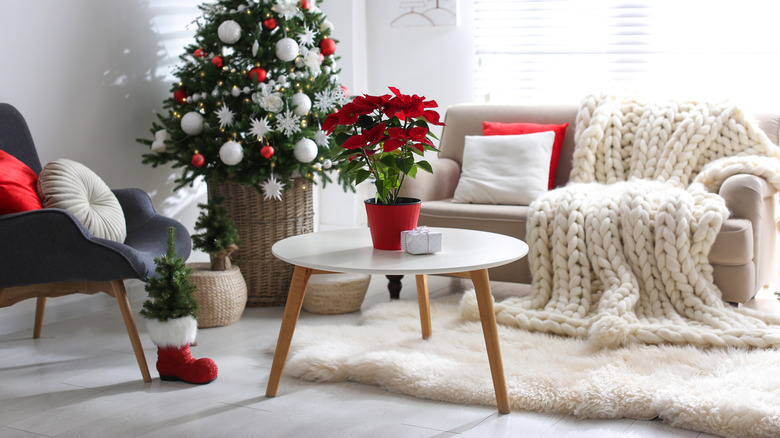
174;88;188;104
320;38;336;56
211;55;223;68
260;145;275;159
300;0;311;10
193;48;206;58
191;152;205;168
248;67;267;83
263;18;277;30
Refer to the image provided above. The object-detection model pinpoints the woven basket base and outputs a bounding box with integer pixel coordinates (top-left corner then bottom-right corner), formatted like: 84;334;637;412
209;179;313;307
303;273;371;314
189;263;248;328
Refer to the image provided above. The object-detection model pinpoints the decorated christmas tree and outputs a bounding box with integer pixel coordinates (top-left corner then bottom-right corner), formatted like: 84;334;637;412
139;0;350;200
141;227;199;322
192;195;241;271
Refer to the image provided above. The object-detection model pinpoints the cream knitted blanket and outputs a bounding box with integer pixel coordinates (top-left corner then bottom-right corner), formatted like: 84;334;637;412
462;94;780;349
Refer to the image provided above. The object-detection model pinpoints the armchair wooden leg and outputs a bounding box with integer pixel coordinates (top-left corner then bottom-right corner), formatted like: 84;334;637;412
33;297;46;339
111;280;152;383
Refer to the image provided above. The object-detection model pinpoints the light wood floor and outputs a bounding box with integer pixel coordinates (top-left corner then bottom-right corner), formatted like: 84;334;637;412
2;274;755;437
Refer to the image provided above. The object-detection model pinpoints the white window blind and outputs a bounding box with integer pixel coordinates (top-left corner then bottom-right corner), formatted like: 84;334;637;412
475;0;780;107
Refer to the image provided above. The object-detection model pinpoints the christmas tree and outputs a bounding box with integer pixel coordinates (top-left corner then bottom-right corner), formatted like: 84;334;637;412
139;0;350;200
141;227;199;321
192;195;241;271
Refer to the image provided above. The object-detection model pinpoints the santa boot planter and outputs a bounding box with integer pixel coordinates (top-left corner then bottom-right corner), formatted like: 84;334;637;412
141;227;218;384
146;316;218;384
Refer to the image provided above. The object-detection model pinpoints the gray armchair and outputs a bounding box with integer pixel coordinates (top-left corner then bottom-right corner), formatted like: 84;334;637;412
0;103;191;382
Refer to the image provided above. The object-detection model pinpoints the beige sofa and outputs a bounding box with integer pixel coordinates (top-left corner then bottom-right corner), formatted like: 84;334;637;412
399;103;780;303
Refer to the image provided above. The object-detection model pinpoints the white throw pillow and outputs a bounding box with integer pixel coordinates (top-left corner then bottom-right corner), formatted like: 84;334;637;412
37;158;127;243
453;131;555;205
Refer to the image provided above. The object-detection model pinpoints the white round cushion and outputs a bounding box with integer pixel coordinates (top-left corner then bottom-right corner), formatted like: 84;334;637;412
37;158;127;243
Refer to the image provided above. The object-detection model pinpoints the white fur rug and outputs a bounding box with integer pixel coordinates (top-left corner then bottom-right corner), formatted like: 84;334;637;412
284;292;780;438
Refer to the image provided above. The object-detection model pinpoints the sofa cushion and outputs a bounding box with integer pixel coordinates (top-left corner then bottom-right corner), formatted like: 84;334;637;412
37;158;127;243
453;131;555;205
0;149;43;215
483;121;569;190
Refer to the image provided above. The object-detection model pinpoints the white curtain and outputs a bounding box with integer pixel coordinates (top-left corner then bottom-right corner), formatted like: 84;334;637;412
474;0;780;108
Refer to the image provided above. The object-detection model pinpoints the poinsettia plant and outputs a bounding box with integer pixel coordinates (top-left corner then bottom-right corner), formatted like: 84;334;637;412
323;87;444;204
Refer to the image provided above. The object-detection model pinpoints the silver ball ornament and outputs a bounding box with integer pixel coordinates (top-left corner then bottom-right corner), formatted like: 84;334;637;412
293;138;318;163
219;141;244;165
218;20;242;44
276;37;299;62
322;159;332;169
181;112;204;136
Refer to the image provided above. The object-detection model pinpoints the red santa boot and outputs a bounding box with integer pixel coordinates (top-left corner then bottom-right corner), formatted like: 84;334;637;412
146;316;218;384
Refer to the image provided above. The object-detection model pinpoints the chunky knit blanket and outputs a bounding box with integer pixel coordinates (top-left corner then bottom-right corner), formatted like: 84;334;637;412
462;94;780;349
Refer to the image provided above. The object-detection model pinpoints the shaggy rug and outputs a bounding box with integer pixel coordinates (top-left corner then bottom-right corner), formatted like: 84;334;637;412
284;292;780;438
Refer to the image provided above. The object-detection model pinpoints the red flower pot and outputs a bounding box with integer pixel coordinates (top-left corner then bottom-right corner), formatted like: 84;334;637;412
364;197;421;250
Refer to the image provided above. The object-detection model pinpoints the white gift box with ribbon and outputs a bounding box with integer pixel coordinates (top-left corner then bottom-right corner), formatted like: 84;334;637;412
400;226;442;254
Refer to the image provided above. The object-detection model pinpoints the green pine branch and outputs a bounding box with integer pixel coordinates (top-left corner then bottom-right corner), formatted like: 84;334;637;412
141;227;199;321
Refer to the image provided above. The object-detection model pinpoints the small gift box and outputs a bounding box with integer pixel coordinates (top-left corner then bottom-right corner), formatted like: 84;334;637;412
401;226;442;254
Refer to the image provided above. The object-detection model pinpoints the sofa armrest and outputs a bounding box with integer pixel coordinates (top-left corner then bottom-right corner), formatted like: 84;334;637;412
399;158;461;201
718;173;780;292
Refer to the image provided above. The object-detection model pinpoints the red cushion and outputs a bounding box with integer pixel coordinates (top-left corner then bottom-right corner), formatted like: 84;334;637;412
483;121;569;190
0;150;43;215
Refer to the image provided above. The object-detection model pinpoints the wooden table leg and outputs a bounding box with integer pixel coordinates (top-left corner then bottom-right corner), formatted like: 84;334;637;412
266;265;312;397
469;268;510;414
415;274;432;339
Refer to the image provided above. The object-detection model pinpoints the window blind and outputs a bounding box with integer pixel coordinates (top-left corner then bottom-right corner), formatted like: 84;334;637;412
474;0;780;107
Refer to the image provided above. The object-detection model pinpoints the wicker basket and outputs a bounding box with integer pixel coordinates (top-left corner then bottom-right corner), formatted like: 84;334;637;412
208;179;313;307
189;263;247;328
303;273;371;314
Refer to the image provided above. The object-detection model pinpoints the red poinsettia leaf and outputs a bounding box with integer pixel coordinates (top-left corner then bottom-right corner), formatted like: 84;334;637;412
364;123;387;143
382;138;406;152
387;127;408;140
342;135;367;149
351;96;379;114
422;110;445;126
323;113;340;133
407;126;429;141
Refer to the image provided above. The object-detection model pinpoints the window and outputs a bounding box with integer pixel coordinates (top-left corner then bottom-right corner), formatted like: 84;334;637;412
474;0;780;108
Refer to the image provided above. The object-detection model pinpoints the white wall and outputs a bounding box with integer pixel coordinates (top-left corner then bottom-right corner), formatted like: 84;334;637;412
0;0;477;335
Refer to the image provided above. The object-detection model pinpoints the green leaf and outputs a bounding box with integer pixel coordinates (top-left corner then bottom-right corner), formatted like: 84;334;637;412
355;169;372;185
417;160;433;174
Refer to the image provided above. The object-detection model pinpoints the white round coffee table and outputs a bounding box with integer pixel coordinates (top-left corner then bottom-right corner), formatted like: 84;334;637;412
265;227;528;414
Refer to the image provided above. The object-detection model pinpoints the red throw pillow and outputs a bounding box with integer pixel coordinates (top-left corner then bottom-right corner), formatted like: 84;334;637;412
483;121;569;190
0;149;43;215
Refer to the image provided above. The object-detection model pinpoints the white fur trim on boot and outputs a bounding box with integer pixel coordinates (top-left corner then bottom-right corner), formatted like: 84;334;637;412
146;316;198;347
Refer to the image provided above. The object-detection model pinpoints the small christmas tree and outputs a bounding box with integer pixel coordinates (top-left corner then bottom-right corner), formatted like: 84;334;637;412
141;227;199;321
192;195;241;271
138;0;351;200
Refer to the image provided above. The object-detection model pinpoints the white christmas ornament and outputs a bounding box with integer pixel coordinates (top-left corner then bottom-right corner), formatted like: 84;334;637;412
291;92;312;116
151;129;169;152
218;20;241;44
252;40;259;56
180;112;204;136
219;141;244;165
294;138;318;163
275;37;299;62
260;175;285;201
216;103;235;128
322;159;332;169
